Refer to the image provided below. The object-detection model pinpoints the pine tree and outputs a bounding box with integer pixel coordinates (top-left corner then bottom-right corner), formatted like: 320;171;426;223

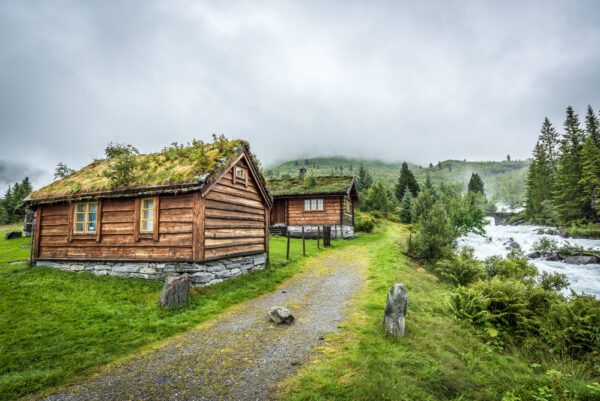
539;117;560;167
467;173;484;194
2;185;13;223
395;162;419;201
366;181;391;212
554;106;589;224
399;191;413;223
54;162;75;179
585;105;600;147
580;137;600;221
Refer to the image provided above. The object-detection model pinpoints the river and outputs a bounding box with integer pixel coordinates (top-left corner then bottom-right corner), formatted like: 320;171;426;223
458;217;600;297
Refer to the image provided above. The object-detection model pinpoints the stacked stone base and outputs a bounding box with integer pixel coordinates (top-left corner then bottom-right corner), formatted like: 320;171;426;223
286;225;355;239
36;254;266;287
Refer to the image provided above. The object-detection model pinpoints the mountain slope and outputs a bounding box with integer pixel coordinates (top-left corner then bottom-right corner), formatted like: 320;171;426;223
264;157;529;203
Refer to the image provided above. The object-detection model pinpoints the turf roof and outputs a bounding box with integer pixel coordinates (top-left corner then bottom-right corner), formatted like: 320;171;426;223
29;137;249;201
267;175;355;197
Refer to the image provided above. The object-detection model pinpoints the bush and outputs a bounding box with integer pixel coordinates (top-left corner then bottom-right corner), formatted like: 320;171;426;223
549;292;600;355
435;247;484;286
470;278;530;330
531;237;559;254
354;214;375;233
537;271;570;292
448;286;492;325
483;250;537;281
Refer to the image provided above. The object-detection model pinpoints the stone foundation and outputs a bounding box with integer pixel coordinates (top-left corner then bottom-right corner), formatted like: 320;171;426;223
36;254;266;287
286;225;355;239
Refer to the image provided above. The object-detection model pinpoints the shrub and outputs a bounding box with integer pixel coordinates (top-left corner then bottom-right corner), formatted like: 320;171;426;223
435;247;484;286
483;251;537;281
470;278;530;330
448;286;492;325
537;271;570;292
354;214;375;233
549;292;600;355
531;237;559;254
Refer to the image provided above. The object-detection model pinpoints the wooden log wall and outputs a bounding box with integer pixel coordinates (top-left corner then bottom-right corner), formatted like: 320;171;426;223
342;195;354;227
37;195;194;261
203;158;267;260
286;196;342;226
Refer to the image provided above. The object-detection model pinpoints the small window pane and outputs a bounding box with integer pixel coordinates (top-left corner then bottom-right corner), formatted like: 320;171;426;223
87;212;96;222
142;220;153;231
317;199;323;211
88;203;97;213
311;199;317;210
142;209;153;220
75;223;84;232
76;204;85;212
143;199;153;209
87;222;96;232
236;167;245;178
305;200;310;211
75;212;85;223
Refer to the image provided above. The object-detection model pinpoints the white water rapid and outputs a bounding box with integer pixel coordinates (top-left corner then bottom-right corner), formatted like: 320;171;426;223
458;217;600;298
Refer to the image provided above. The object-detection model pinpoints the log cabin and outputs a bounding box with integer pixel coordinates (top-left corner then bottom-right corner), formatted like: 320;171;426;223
268;170;359;239
23;138;273;287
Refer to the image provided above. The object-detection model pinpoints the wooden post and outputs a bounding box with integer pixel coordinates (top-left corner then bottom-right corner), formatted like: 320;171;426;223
134;198;141;242
265;205;270;264
96;200;103;242
192;192;205;261
286;230;290;260
317;226;320;249
34;206;42;259
302;227;305;256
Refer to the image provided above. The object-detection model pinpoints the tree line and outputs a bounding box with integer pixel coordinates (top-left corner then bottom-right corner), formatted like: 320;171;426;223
525;105;600;225
0;177;33;225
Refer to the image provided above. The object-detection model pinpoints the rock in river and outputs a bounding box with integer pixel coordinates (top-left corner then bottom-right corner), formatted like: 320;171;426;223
563;254;600;265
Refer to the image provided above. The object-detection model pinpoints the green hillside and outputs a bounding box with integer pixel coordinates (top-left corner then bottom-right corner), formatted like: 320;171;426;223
264;157;529;204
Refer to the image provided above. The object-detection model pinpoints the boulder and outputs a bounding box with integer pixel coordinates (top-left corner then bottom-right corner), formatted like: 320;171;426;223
503;238;520;251
268;306;295;324
527;251;541;259
382;284;409;338
159;275;189;310
5;231;22;240
563;254;600;265
546;252;563;261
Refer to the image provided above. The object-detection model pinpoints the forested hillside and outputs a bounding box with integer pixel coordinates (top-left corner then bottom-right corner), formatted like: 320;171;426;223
265;157;528;204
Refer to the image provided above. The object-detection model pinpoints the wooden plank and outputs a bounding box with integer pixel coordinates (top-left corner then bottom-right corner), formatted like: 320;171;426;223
198;193;205;261
39;225;68;235
205;222;264;229
100;211;134;223
41;204;69;216
204;212;263;222
101;199;135;212
101;222;136;234
67;203;74;243
204;243;265;259
134;198;140;242
192;192;205;261
206;191;264;209
218;179;260;195
205;199;265;216
204;238;265;249
96;200;102;242
159;208;193;220
99;233;192;246
211;184;262;201
205;208;264;220
205;228;265;238
39;245;192;260
153;196;160;242
158;222;193;233
34;206;42;259
265;205;269;262
159;195;193;209
39;215;69;225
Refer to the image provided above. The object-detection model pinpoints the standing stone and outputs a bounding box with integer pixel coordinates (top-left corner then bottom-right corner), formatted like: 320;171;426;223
382;284;409;337
159;276;189;310
5;231;22;240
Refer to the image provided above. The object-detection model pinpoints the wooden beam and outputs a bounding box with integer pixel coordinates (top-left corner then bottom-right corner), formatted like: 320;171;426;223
96;200;102;242
153;196;160;242
67;203;74;243
264;205;270;262
192;192;205;261
133;198;140;242
34;206;42;259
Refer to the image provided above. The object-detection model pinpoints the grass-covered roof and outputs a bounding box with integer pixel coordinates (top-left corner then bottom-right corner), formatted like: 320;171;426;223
268;175;355;197
29;136;250;202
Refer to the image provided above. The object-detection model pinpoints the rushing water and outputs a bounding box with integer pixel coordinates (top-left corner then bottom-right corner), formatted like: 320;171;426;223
458;217;600;297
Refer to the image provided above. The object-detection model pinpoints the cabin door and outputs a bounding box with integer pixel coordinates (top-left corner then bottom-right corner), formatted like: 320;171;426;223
271;201;285;224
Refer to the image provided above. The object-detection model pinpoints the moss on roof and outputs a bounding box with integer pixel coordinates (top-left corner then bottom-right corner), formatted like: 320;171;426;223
267;175;354;197
30;136;249;201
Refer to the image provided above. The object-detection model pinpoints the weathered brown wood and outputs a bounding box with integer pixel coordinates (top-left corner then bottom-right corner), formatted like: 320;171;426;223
39;215;69;225
96;200;102;242
340;197;344;226
204;238;264;249
39;245;192;260
205;207;263;220
192;192;205;261
153;196;160;241
264;205;269;258
34;206;42;259
205;199;264;216
206;191;264;209
204;213;263;222
133;198;141;242
204;244;264;260
159;208;193;220
211;184;262;202
205;228;265;238
67;203;74;242
205;218;264;228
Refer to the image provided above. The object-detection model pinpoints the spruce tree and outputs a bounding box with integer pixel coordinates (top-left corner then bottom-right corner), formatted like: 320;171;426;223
580;137;600;222
395;162;419;201
467;173;484;194
585;105;600;147
366;181;391;213
554;106;589;224
399;191;413;223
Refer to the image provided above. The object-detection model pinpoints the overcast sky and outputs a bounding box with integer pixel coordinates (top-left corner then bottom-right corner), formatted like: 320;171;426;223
1;0;600;190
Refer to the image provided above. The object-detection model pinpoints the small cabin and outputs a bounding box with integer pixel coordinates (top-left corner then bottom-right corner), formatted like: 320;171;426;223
23;139;273;287
268;171;359;239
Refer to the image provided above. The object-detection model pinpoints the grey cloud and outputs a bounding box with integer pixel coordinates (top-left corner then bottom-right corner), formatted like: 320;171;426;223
1;0;600;190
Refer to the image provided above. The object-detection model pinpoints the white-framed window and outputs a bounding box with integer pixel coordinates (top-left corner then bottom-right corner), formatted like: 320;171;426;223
140;198;154;233
235;167;246;180
304;198;324;211
73;202;97;234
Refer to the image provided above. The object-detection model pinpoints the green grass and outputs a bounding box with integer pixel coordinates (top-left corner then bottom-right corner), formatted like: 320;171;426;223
284;223;599;400
0;230;344;400
0;225;30;264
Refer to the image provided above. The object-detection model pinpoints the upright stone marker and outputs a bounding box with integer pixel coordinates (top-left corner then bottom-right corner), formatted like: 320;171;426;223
383;284;409;337
159;275;189;310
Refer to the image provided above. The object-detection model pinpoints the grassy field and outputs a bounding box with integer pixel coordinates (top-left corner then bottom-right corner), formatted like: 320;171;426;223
282;223;599;400
0;229;345;401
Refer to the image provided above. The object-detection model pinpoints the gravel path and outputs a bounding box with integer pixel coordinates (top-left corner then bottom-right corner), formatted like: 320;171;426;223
39;246;368;401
